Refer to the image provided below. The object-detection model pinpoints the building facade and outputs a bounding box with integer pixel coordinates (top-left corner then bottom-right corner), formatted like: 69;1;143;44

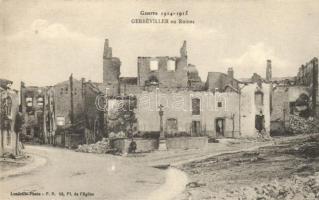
135;90;241;138
0;79;21;156
295;57;318;117
20;83;55;144
101;39;271;138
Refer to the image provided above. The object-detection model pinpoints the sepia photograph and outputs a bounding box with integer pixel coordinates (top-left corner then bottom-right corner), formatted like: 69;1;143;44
1;0;319;199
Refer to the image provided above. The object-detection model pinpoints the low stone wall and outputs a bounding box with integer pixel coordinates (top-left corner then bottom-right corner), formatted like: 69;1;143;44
111;138;158;153
166;137;208;150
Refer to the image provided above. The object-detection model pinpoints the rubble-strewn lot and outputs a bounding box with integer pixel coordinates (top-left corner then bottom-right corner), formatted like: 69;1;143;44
178;134;319;200
75;138;113;154
288;115;319;134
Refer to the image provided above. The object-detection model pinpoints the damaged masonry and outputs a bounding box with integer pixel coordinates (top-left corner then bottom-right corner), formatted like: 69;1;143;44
2;40;319;200
12;39;318;154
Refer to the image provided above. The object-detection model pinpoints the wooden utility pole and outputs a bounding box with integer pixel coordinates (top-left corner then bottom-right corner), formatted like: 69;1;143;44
70;74;74;124
0;90;3;151
42;93;47;144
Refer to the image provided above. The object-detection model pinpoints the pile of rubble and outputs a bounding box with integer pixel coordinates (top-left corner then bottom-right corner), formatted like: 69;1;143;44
288;115;319;134
209;175;319;200
76;138;112;154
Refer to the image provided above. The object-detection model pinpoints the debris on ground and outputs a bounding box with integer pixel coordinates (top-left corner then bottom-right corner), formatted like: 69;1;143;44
209;175;319;200
178;134;319;200
288;115;319;134
186;181;207;188
208;138;219;143
76;138;114;154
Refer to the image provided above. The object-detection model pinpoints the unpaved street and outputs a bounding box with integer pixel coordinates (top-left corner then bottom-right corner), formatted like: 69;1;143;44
3;136;318;200
177;134;319;199
0;138;276;200
0;146;166;200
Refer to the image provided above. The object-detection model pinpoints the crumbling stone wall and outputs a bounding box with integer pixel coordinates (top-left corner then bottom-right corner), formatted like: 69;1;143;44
103;39;121;96
137;41;191;89
271;86;289;122
271;86;310;135
53;78;84;126
296;57;318;117
137;56;189;88
206;72;239;92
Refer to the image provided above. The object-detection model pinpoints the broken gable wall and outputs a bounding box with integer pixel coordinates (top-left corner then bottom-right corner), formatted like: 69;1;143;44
137;56;188;88
206;72;238;92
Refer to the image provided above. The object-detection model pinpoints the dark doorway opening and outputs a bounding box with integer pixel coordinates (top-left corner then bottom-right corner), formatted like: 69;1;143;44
192;121;201;136
215;118;225;137
166;118;178;136
34;127;40;138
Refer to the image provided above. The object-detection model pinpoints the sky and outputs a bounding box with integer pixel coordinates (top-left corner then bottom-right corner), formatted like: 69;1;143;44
0;0;319;89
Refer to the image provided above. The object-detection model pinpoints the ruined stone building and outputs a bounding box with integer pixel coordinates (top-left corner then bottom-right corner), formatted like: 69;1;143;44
19;39;277;145
135;90;241;138
101;39;271;138
102;39;122;96
20;83;55;144
0;79;21;156
82;81;105;144
271;85;309;134
268;57;318;135
51;75;106;147
21;75;105;147
295;57;318;116
17;37;319;146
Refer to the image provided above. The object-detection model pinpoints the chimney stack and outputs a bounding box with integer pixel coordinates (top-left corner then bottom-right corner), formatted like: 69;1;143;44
180;40;187;58
266;59;272;81
227;67;234;79
103;39;112;58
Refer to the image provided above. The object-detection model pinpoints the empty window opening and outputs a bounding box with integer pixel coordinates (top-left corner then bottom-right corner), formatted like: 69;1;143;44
255;91;264;107
150;60;159;71
192;98;201;115
26;97;33;107
167;60;176;71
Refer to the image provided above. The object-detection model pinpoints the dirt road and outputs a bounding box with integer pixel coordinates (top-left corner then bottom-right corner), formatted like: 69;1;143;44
177;134;319;200
0;145;165;200
0;138;275;200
